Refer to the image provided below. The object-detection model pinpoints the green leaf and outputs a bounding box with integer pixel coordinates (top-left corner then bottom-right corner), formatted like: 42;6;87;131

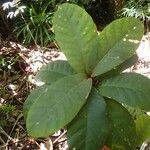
136;114;150;146
123;105;145;120
98;73;150;111
23;84;49;119
24;60;74;117
110;54;138;76
67;88;110;150
105;99;136;150
53;3;99;74
92;17;144;77
95;54;138;80
35;60;75;84
26;74;92;137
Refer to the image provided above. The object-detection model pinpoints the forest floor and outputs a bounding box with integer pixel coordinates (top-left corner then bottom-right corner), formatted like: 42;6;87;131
0;32;150;150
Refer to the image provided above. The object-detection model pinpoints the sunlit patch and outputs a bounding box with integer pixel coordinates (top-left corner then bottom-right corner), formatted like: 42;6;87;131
123;38;127;41
123;38;140;44
36;122;39;125
0;98;5;105
147;112;150;116
128;39;140;44
35;80;45;86
133;27;137;29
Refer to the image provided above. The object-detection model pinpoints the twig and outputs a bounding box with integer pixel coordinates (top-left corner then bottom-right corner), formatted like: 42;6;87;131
0;136;5;144
0;127;12;140
53;130;67;144
0;137;25;148
9;113;23;137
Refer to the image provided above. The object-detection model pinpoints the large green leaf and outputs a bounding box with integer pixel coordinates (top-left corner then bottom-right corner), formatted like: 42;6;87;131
136;114;150;146
67;89;109;150
24;61;74;118
23;84;49;119
35;60;75;84
26;74;92;137
94;54;138;81
53;3;99;74
105;99;136;150
123;104;145;120
92;17;143;77
98;73;150;111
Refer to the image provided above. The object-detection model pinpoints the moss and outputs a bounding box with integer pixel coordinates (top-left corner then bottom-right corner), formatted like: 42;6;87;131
0;104;15;127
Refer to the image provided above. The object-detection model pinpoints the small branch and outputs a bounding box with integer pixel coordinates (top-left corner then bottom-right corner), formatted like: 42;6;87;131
53;130;67;144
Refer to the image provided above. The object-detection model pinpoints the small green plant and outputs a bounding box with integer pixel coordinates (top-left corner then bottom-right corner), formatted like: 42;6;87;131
24;3;150;150
122;0;150;21
0;104;15;127
5;0;91;46
15;1;55;46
